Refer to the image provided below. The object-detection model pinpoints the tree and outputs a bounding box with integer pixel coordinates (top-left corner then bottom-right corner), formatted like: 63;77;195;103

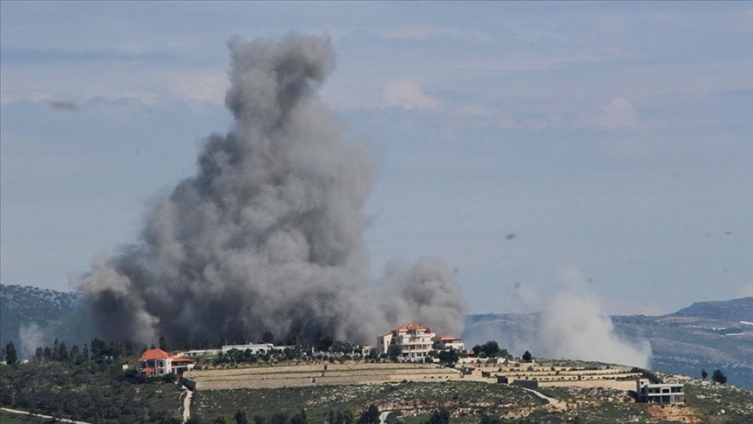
5;341;17;365
271;413;289;424
358;404;379;424
425;409;450;424
235;409;249;424
712;369;727;384
315;327;334;352
291;410;308;424
262;331;275;344
522;351;532;362
438;349;459;364
472;345;482;357
159;335;169;351
701;369;708;380
387;346;402;362
481;341;500;357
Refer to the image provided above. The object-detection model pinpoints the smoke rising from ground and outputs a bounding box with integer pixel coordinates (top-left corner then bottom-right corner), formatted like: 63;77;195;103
536;269;651;367
73;33;466;346
19;323;47;358
464;269;651;368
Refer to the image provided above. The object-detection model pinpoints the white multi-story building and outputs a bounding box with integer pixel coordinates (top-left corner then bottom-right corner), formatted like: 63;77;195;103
138;348;195;376
377;323;436;361
636;379;685;404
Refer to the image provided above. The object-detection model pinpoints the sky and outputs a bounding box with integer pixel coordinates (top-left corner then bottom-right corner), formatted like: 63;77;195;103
1;2;752;316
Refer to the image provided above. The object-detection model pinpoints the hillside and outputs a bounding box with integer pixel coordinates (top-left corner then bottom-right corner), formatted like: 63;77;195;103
0;284;92;354
3;283;752;391
671;297;753;322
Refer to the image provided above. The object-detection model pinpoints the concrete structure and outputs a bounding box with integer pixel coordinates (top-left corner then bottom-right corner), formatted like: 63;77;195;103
636;378;685;404
138;348;195;376
377;324;436;361
175;349;222;357
432;335;465;352
221;343;274;355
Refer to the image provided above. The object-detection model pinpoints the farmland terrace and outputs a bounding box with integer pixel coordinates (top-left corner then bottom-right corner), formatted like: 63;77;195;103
184;362;462;390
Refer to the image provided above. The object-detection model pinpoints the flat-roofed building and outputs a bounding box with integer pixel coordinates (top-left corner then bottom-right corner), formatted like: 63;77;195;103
221;343;274;355
636;378;685;404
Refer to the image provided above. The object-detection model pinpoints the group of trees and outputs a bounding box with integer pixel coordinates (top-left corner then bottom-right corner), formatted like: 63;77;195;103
701;368;728;384
470;341;509;359
0;357;184;422
223;405;380;424
1;337;148;366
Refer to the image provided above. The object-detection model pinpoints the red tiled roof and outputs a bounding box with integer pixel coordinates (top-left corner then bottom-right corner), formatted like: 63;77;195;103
140;367;155;373
171;357;195;363
434;335;460;341
139;348;172;361
394;323;427;331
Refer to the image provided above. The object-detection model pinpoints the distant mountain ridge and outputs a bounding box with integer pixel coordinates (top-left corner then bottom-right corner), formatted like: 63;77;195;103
670;297;753;322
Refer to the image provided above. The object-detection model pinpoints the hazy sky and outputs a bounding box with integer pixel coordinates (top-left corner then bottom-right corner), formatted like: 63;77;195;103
2;2;751;316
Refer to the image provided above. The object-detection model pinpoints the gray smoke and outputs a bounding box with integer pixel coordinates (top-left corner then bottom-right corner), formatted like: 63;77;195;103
73;33;466;346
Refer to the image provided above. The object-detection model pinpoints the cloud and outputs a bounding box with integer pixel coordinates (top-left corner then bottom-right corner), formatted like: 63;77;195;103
383;81;439;110
49;100;78;111
464;49;626;72
738;284;753;298
578;97;639;129
376;26;491;43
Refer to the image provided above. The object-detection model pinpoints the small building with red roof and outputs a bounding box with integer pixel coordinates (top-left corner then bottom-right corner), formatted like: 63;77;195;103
138;348;195;377
432;335;465;352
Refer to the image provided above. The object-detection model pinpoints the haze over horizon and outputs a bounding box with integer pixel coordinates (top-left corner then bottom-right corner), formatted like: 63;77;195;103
2;2;752;319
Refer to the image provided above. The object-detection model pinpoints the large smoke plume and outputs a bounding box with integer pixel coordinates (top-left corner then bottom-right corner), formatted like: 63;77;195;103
73;33;466;346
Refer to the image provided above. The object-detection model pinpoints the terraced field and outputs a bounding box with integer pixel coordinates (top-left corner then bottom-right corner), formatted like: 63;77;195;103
184;362;462;390
460;361;642;391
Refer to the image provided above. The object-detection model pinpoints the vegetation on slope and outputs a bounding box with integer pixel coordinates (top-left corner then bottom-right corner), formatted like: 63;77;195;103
0;350;185;423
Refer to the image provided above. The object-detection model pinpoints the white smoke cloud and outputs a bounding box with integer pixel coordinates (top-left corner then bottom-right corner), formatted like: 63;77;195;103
464;269;652;368
534;269;652;367
19;322;47;358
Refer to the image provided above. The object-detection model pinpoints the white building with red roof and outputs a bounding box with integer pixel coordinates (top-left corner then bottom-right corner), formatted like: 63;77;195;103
377;323;436;361
432;335;465;352
138;348;195;377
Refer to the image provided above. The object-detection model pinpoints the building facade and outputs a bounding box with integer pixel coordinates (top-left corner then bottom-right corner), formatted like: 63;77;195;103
221;343;274;355
432;335;465;352
377;324;436;361
138;348;195;376
636;379;685;404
